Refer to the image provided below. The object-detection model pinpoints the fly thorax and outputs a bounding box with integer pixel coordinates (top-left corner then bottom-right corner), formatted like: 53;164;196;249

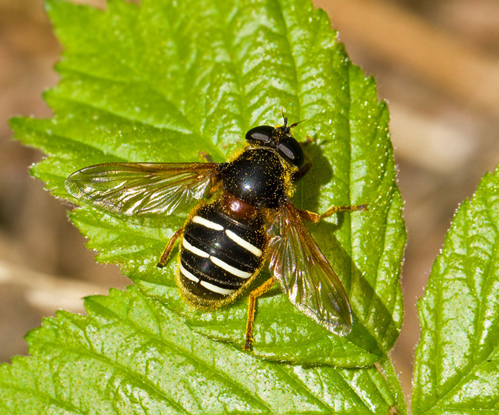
221;149;290;208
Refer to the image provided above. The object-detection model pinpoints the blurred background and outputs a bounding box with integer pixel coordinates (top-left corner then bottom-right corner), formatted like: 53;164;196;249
1;0;498;403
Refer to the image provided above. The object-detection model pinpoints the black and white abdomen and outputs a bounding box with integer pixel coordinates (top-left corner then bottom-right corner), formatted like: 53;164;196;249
178;200;267;306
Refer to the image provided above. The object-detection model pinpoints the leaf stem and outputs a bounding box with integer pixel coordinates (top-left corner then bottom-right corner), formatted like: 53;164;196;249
376;355;409;415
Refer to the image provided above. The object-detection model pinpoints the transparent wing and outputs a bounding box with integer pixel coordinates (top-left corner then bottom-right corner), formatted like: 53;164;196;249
267;200;353;336
65;162;220;215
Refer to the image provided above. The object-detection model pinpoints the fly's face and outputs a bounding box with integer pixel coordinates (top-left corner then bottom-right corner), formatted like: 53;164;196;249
245;117;305;169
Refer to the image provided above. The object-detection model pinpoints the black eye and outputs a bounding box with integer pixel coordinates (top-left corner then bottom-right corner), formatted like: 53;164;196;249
245;126;274;146
277;136;305;168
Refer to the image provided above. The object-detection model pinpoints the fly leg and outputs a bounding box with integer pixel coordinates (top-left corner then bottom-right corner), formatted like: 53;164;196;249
292;137;314;182
243;276;277;350
199;151;214;163
292;157;312;181
199;151;223;198
298;204;368;223
157;226;184;268
291;132;367;221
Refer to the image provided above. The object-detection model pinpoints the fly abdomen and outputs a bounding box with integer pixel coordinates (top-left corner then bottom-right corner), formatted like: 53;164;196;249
178;199;266;307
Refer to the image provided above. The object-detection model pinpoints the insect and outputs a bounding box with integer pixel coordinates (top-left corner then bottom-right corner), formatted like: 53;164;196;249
65;117;365;349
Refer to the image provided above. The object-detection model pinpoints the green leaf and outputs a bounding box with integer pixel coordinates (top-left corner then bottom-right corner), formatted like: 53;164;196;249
0;287;401;414
10;0;404;366
413;166;499;414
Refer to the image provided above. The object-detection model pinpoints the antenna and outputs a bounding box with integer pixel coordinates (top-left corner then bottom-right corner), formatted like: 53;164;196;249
279;107;306;130
280;107;288;127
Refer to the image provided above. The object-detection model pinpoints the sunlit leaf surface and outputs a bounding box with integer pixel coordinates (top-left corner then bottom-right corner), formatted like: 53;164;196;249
3;0;408;412
413;166;499;414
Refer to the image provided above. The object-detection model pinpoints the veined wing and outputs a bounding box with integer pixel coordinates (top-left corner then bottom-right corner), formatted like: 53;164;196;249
267;200;353;336
65;162;220;216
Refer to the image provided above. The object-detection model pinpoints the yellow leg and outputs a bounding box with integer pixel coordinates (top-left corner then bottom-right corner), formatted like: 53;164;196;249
298;204;368;223
199;151;213;163
157;227;184;268
243;276;277;350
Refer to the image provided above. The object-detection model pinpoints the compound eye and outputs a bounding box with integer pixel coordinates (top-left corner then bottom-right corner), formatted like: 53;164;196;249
245;125;274;146
277;136;305;168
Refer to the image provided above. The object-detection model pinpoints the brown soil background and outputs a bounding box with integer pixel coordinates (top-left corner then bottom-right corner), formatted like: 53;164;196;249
1;0;499;405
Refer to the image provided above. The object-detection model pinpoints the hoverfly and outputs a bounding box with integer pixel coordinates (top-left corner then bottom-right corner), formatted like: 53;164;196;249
65;117;365;349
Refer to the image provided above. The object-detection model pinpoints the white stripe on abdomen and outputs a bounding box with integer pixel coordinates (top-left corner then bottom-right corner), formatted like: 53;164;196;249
192;215;224;231
200;280;236;295
225;229;263;257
